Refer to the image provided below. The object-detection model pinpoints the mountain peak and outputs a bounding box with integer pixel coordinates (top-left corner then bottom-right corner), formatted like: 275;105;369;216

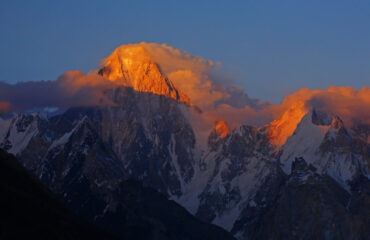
311;108;345;128
267;101;308;147
215;120;230;138
98;44;191;105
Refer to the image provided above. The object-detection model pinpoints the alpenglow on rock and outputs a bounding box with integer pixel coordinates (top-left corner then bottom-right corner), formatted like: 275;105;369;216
98;45;191;105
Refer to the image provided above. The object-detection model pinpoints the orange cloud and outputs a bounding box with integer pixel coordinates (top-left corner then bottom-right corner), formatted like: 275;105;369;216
276;86;370;126
57;70;112;92
265;86;370;146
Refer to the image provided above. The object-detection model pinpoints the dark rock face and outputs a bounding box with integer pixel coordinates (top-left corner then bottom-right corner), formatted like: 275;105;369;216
0;149;235;240
93;180;236;240
11;87;196;198
0;149;117;240
100;87;196;196
231;167;286;239
0;88;236;240
232;158;370;240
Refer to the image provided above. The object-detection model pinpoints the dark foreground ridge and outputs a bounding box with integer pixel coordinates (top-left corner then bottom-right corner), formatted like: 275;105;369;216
0;149;117;240
0;149;235;240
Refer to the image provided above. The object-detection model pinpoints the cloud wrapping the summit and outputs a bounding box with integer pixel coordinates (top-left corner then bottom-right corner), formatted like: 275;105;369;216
269;86;370;125
99;42;244;110
307;86;370;126
119;43;270;127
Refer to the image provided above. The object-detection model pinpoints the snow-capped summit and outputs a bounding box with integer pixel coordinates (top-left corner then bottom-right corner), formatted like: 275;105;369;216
280;108;369;189
98;45;191;105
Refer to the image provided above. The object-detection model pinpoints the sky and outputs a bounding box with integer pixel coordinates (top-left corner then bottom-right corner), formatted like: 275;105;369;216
0;0;369;102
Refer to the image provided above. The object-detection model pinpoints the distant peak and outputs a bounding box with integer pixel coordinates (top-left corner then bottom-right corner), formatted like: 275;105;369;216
267;101;308;147
215;120;230;138
311;108;345;129
266;105;349;147
98;44;191;105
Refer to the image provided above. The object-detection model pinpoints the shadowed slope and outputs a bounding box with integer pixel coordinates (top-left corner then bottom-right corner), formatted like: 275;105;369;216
0;149;117;240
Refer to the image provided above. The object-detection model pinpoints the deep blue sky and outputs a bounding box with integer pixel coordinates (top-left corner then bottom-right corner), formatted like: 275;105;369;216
1;0;369;102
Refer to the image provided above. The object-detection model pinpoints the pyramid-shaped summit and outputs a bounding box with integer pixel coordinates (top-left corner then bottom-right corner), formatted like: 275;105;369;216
98;45;191;104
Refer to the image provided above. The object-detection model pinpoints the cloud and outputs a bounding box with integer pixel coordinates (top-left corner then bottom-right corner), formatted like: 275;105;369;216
263;86;370;146
0;71;116;115
268;86;370;126
307;86;370;126
0;80;60;113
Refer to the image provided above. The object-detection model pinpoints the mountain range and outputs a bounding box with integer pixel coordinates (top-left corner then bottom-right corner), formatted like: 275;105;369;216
0;44;369;240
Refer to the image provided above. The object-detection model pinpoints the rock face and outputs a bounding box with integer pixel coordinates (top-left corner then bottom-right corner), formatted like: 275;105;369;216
1;87;196;197
98;45;191;105
193;125;276;231
100;87;196;196
0;49;369;239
